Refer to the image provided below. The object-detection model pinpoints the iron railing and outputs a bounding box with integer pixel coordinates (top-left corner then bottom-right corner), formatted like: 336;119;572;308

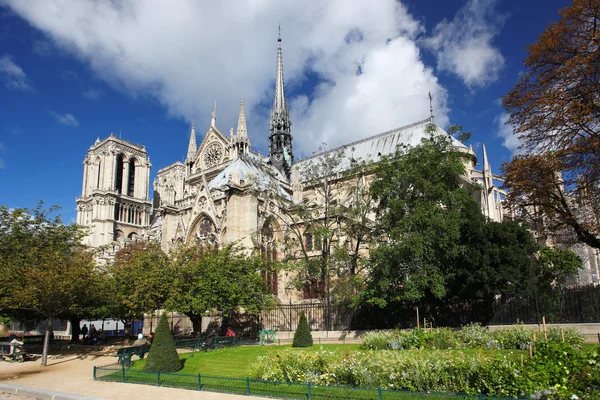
93;363;516;400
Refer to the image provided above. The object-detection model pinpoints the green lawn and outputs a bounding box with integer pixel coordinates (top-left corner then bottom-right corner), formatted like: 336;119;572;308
130;344;525;378
131;344;362;377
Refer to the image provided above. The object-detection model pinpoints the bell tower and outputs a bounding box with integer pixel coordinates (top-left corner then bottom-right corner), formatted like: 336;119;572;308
76;135;152;249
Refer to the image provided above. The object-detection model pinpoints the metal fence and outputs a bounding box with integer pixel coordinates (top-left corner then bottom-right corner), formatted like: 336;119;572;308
93;363;515;400
260;285;600;331
260;302;354;332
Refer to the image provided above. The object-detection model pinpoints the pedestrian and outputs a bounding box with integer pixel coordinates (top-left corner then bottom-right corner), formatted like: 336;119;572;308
81;324;88;340
132;333;147;346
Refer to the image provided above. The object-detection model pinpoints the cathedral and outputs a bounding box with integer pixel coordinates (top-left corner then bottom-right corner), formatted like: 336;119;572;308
76;34;508;302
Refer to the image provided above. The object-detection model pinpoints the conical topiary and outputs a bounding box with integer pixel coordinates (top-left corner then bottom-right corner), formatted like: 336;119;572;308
144;313;181;372
292;312;313;347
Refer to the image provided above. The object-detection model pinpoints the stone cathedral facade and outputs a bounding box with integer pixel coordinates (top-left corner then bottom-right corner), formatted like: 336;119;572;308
76;35;510;302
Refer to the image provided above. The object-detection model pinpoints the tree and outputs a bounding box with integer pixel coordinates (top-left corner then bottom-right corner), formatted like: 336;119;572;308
292;312;313;347
108;241;172;336
268;144;377;321
502;153;600;249
362;133;472;307
144;313;181;372
166;244;275;335
0;203;103;365
502;0;600;248
537;247;582;290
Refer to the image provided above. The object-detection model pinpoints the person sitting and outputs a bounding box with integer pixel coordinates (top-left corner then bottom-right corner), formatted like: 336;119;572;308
132;333;148;346
9;335;24;357
202;329;217;351
226;327;236;337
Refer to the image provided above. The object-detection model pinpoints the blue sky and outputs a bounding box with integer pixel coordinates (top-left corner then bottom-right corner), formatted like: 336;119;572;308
0;0;570;224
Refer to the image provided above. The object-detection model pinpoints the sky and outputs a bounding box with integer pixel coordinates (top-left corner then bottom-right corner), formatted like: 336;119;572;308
0;0;571;224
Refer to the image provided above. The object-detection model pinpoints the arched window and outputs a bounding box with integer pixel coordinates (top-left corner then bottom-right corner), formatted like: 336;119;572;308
115;154;124;193
304;230;313;251
127;158;136;196
303;278;324;300
96;159;102;189
195;215;216;245
261;220;278;295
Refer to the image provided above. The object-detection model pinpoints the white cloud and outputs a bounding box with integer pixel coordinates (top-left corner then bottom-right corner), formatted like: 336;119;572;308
49;111;79;127
497;112;523;155
3;0;450;156
0;54;34;91
82;87;103;100
421;0;505;89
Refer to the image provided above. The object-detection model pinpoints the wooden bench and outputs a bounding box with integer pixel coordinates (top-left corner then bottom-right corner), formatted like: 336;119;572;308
116;344;151;367
174;338;202;351
211;336;238;349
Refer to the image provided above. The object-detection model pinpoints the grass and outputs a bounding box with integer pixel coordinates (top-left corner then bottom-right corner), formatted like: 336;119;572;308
98;345;529;399
129;344;527;378
131;344;362;377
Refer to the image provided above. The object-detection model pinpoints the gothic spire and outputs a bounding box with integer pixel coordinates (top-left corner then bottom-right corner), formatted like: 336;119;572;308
269;26;293;180
272;28;288;118
210;101;216;128
186;122;196;161
236;98;248;138
429;92;434;122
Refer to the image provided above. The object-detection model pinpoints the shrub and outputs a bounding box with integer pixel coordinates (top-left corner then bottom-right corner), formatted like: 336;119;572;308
422;327;460;350
526;341;586;398
492;326;534;350
292;312;313;347
144;313;182;372
546;326;583;348
457;323;498;349
361;330;396;350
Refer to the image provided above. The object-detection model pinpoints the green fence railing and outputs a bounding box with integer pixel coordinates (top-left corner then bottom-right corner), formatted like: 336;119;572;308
93;363;516;400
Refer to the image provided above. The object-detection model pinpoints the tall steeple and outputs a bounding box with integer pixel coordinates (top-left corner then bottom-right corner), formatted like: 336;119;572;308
269;26;293;180
186;122;197;161
429;92;434;122
236;98;248;138
232;98;250;156
210;101;216;128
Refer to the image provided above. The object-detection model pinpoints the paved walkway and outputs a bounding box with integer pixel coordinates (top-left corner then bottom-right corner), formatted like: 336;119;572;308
0;355;264;400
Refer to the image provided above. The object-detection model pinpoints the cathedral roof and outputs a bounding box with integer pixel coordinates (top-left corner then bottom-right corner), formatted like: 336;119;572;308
294;119;466;172
208;155;290;199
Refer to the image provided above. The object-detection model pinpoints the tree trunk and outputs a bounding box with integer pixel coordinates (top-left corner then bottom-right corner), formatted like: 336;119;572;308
70;317;81;343
41;319;52;366
122;319;132;337
190;315;202;336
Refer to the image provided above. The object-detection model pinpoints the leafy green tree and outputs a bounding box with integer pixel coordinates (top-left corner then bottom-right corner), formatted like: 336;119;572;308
0;203;104;365
536;247;582;290
166;244;275;335
144;312;181;372
292;312;313;347
363;132;472;307
108;241;172;336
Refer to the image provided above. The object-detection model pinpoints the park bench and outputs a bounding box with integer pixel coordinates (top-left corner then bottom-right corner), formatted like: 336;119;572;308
174;338;203;351
116;344;151;367
211;336;238;349
0;341;12;361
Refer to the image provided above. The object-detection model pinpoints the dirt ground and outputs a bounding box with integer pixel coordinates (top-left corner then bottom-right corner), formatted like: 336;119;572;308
0;346;264;400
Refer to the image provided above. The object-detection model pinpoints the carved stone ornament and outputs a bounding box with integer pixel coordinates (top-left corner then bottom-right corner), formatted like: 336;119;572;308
203;142;223;168
199;196;208;209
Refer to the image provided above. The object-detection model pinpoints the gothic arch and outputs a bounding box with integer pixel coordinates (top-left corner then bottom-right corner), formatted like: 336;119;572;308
186;212;218;246
94;156;102;189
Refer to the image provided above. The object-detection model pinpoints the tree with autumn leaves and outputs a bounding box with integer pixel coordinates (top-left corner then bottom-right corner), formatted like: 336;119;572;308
502;0;600;249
